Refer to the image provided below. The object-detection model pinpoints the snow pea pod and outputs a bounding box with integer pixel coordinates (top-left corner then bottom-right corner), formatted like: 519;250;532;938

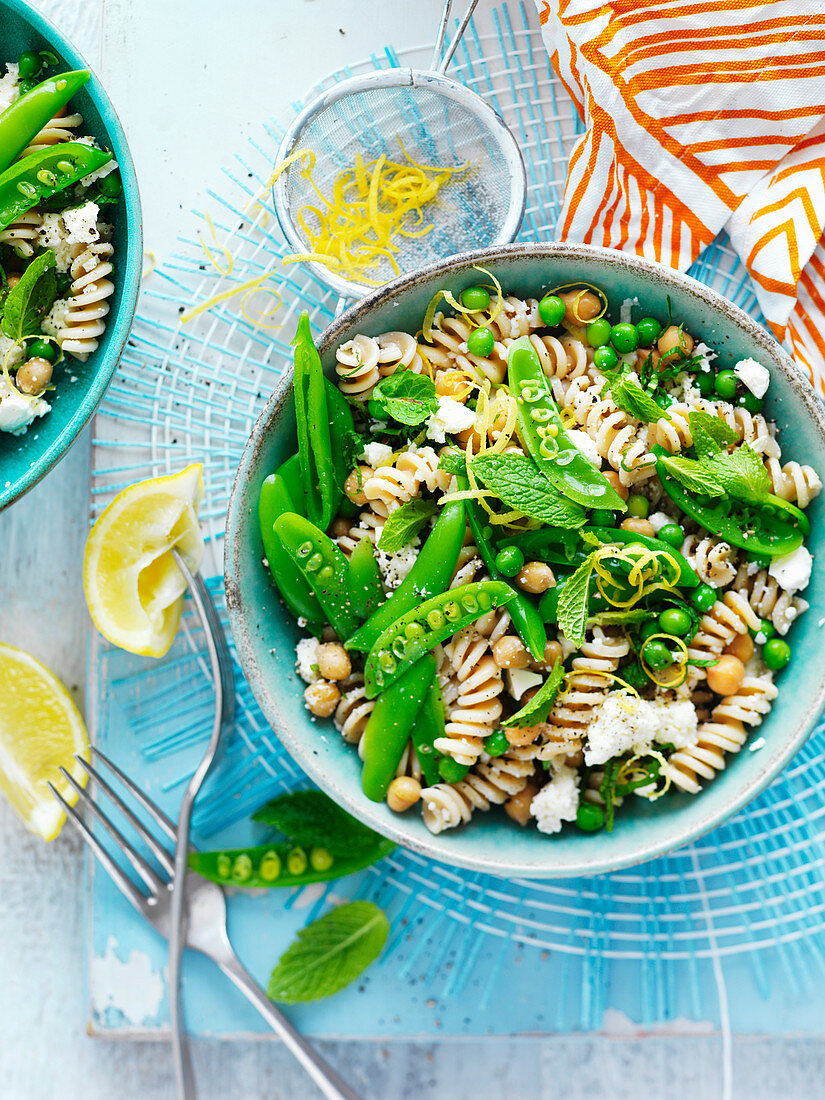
258;469;324;631
346;499;465;653
274;512;359;640
348;536;384;620
0;142;112;232
410;674;447;788
653;446;805;558
508;336;626;511
188;836;396;888
324;377;358;518
292;312;335;531
361;654;436;801
364;580;515;698
456;468;546;659
0;70;90;173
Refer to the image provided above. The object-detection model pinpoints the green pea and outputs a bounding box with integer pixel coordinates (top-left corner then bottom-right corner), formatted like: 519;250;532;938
750;618;775;642
17;50;42;80
763;638;790;670
640;621;659;642
444;601;461;621
642;639;672;670
426;609;445;630
495;545;524;577
714;369;737;400
306;552;323;573
439;756;467;783
636;317;662;347
405;621;425;641
585;318;612;347
309;846;334;872
576;802;605;832
98;171;122;198
461;285;490;311
690;584;716;613
27;337;58;363
626;493;649;518
467;326;494;357
259;851;282;882
216;854;232;878
737;391;763;414
696;371;715;397
286;847;308;876
591;509;616;527
538;294;565;327
657;523;685;548
232;854;253;882
484;730;510;757
610;323;639;353
593;345;618;371
378;651;397;671
659;607;691;637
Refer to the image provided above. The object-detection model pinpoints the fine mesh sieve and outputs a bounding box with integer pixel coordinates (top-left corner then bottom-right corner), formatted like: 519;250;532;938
272;2;526;302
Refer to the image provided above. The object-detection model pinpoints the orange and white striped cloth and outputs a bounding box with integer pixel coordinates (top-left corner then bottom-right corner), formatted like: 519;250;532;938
538;1;825;392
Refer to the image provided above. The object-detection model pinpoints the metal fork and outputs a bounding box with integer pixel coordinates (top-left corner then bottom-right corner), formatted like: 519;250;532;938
51;747;360;1100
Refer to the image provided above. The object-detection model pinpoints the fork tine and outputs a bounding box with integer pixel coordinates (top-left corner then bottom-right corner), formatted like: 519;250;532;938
90;747;177;841
74;755;176;876
59;768;166;895
50;782;148;914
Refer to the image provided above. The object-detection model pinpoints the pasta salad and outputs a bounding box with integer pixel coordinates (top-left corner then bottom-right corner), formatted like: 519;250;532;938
260;278;819;837
0;51;120;436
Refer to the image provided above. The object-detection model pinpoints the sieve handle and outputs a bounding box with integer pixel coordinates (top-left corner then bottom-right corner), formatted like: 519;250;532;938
432;0;481;74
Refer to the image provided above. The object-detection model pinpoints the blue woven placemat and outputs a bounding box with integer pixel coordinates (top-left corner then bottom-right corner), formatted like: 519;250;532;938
87;0;825;1045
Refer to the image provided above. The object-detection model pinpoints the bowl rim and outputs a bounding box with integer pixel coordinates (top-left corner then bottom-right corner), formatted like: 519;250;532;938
0;0;143;512
225;240;825;878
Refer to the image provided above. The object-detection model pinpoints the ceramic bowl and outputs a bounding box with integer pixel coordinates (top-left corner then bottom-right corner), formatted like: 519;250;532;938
225;242;825;878
0;0;141;511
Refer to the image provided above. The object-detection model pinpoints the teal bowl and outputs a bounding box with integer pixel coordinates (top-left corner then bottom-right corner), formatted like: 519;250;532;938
0;0;141;511
225;243;825;878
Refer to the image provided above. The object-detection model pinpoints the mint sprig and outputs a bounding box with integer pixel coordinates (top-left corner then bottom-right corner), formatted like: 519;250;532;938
608;373;670;424
267;901;389;1003
658;453;724;496
1;249;57;340
371;370;438;426
557;549;598;646
471;452;586;528
252;790;383;857
378;499;438;553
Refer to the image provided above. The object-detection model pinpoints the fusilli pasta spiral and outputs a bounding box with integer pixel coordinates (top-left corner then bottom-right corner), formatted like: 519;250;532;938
681;534;737;588
434;630;503;766
22;107;83;156
731;563;808;636
764;457;822;507
57;241;114;361
0;210;41;258
420;745;536;834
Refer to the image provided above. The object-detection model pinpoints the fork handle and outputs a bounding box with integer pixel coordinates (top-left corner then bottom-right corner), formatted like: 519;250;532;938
216;955;361;1100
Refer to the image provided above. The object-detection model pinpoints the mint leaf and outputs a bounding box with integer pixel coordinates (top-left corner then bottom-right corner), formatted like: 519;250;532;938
659;453;724;496
557;550;597;646
378;499;438;553
267;901;389;1003
471;452;586;528
252;790;381;857
609;375;670;424
438;448;467;476
687;410;738;455
372;370;438;426
1;249;57;340
708;443;770;503
502;661;565;727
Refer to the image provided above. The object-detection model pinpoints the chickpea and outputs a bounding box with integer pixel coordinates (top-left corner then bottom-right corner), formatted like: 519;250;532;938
534;640;564;671
516;561;555;594
492;635;530;669
6;273;21;289
706;654;745;697
604;470;629;502
330;517;351;539
560;288;602;325
505;722;542;748
636;347;661;372
316;642;351;681
15;356;53;396
657;324;694;363
386;775;422;813
304;680;340;718
435;368;471;401
620;516;655;539
505;782;539;827
344;465;372;506
725;632;754;663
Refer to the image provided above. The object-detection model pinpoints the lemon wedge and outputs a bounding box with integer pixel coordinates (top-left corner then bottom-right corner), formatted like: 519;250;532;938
0;643;90;840
84;463;204;658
